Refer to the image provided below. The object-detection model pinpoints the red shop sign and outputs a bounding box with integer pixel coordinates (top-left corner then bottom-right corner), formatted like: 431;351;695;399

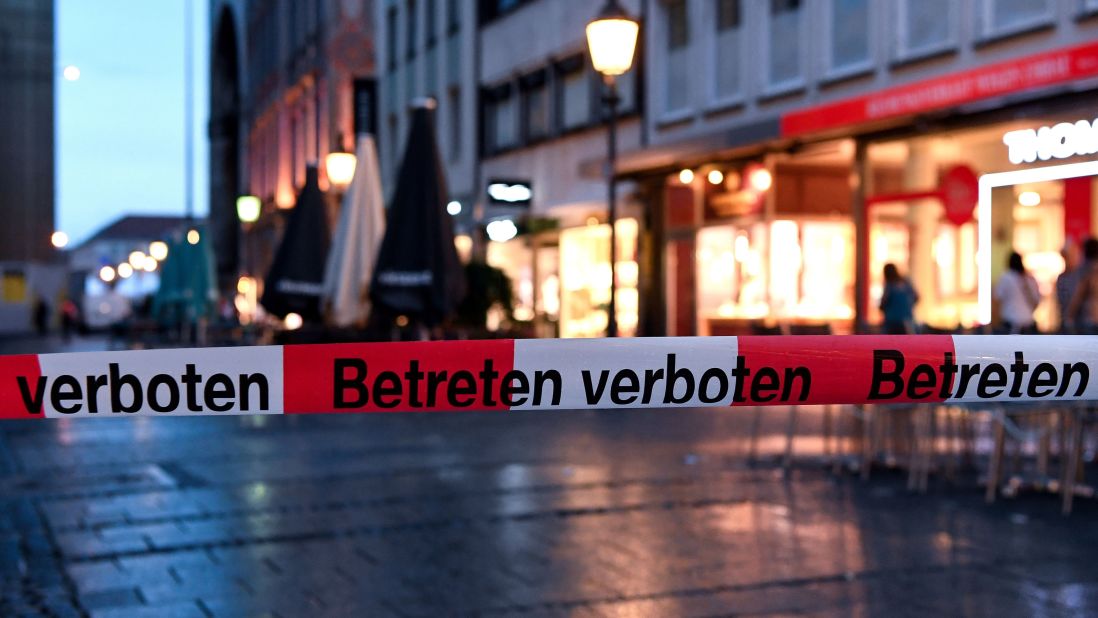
781;40;1098;138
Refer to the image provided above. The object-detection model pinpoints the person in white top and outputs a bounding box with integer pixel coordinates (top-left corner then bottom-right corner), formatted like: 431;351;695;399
994;251;1041;334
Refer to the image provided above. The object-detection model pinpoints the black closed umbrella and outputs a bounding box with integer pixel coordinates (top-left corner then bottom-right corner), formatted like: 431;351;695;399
261;165;331;322
371;99;466;327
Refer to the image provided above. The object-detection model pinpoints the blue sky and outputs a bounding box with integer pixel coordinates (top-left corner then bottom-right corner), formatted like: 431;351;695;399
57;0;209;244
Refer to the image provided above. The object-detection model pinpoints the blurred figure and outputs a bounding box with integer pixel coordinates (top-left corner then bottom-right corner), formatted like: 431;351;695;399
60;298;80;342
1055;239;1085;332
995;251;1041;334
1067;238;1098;334
32;295;49;335
880;263;918;335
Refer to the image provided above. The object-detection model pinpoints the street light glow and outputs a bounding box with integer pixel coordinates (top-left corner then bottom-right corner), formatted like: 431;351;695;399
149;241;168;261
284;312;304;330
749;167;773;192
143;256;158;272
236;195;262;223
585;1;640;76
62;65;81;81
707;170;724;185
51;231;69;248
447;201;462;215
679;169;695;184
187;229;200;245
117;263;134;279
99;265;116;283
128;251;146;268
325;151;357;189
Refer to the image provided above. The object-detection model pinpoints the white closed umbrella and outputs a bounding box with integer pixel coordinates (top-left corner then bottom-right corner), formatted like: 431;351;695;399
322;135;385;327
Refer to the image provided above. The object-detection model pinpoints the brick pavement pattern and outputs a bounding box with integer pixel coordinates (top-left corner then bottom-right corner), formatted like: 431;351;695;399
0;406;1095;617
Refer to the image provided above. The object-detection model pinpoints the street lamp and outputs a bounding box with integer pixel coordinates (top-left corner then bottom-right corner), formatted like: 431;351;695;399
236;194;261;224
586;0;639;338
325;134;357;191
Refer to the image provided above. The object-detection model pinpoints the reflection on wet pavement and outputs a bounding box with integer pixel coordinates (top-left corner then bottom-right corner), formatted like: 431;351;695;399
0;407;1095;617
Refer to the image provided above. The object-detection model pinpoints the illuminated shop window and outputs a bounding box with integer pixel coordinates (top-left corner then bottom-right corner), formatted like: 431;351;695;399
559;219;638;338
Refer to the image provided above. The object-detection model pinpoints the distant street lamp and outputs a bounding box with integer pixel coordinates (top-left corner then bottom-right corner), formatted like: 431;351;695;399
586;0;639;338
50;231;69;249
149;240;169;261
325;134;357;191
236;194;262;224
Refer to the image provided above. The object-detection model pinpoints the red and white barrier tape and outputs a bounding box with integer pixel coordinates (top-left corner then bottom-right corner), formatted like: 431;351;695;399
0;336;1095;418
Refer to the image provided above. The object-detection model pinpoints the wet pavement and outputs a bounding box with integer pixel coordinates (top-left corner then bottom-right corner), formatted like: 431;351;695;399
0;338;1096;617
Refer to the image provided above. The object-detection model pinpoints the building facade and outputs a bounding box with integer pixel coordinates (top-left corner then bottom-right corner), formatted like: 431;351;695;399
208;0;375;295
0;0;58;332
622;0;1098;336
377;0;645;337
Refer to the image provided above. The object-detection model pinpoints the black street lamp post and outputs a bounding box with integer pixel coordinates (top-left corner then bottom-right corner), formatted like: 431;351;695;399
586;0;638;338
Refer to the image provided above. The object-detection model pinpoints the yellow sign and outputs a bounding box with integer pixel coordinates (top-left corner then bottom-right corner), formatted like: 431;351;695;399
2;271;27;303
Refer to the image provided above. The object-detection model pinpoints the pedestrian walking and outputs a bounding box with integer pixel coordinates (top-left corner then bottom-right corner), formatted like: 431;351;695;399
1055;240;1085;332
880;263;918;335
995;251;1041;334
1067;238;1098;333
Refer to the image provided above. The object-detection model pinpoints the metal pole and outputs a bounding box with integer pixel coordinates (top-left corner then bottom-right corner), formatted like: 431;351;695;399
605;77;619;338
184;0;194;222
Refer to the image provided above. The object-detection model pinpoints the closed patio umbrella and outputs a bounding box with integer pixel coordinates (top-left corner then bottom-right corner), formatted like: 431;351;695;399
261;165;331;322
370;99;466;327
321;134;385;327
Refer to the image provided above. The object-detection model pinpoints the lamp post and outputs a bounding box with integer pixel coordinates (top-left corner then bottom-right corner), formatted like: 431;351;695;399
586;0;638;338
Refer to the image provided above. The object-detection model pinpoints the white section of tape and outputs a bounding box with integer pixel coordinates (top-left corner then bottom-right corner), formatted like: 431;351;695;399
36;347;284;417
512;337;739;410
950;335;1098;403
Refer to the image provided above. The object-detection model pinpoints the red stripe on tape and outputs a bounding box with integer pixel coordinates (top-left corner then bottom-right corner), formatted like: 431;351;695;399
283;340;515;413
733;335;956;406
0;354;43;419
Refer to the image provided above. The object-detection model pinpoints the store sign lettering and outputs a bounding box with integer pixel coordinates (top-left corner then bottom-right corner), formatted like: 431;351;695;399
1002;119;1098;165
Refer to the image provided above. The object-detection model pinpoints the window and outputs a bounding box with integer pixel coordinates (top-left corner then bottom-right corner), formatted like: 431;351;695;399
485;84;518;152
981;0;1053;36
521;71;550;142
767;0;802;89
557;58;592;130
448;88;461;161
829;0;870;74
896;0;953;58
426;0;437;46
406;0;417;59
665;0;689;113
714;0;741;101
386;6;398;71
447;0;461;32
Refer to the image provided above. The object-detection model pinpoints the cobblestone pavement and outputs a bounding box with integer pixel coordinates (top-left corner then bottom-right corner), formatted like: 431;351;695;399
1;338;1097;616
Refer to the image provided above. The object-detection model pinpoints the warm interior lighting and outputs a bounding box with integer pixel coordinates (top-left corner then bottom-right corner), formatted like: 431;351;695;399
447;200;462;215
486;219;519;243
236;195;262;223
585;1;639;77
678;169;695;184
1017;190;1041;207
707;170;724;185
51;231;69;249
749;167;773;192
149;241;168;261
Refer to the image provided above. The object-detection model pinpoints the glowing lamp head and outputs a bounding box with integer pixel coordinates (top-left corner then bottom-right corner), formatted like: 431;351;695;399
284;312;303;330
50;231;69;249
128;251;146;268
447;201;462;215
678;169;695;184
236;195;262;223
324;151;357;189
99;265;116;283
186;229;200;245
148;240;168;261
117;262;134;279
585;0;640;77
707;170;724;186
